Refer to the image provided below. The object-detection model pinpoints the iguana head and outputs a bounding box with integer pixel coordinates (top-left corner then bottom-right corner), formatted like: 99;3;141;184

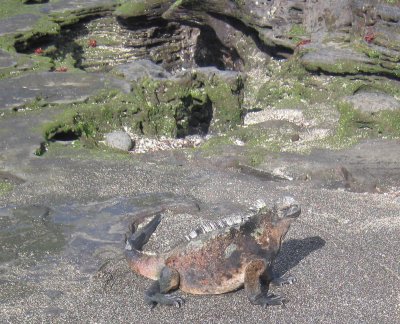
236;196;301;252
252;196;301;250
272;196;301;221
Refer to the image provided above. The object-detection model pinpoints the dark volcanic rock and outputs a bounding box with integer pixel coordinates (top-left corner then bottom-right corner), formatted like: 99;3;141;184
0;72;130;110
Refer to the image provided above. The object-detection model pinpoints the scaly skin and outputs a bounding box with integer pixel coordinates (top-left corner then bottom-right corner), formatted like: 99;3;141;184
125;196;301;308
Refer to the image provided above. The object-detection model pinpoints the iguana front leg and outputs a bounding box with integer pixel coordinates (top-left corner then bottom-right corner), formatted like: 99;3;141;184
264;267;296;287
245;259;286;307
144;266;184;308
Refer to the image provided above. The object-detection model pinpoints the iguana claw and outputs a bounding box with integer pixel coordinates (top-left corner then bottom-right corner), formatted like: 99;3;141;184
252;292;286;307
147;294;185;309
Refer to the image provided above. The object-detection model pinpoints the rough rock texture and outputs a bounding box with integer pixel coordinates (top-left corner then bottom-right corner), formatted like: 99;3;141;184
36;15;201;73
114;0;400;76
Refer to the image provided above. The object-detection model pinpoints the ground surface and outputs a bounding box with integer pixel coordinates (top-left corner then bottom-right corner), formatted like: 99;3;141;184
0;107;399;323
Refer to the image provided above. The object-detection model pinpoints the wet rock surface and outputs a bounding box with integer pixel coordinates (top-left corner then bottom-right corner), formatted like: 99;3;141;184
0;1;400;323
0;72;130;110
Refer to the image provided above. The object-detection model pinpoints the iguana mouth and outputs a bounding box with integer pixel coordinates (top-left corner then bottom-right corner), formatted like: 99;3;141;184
285;204;301;219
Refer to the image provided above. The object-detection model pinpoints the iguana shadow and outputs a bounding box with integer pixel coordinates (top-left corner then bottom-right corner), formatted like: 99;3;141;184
273;236;326;277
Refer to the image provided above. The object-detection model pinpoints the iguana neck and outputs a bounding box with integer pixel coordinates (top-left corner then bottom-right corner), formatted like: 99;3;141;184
255;212;293;251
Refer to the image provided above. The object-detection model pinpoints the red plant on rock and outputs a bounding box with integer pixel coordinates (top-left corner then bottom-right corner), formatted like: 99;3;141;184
296;39;311;48
88;39;97;48
34;48;44;55
55;67;68;72
364;32;375;43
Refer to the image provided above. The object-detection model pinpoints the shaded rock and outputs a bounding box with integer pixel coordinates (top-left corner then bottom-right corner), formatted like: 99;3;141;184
112;60;171;82
0;72;130;110
104;131;134;151
345;91;400;113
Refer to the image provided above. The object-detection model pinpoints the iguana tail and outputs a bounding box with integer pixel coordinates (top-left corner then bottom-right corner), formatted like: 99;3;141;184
125;214;165;280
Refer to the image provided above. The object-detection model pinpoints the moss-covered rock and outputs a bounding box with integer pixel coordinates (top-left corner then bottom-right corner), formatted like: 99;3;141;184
115;0;173;19
0;181;13;196
42;67;244;145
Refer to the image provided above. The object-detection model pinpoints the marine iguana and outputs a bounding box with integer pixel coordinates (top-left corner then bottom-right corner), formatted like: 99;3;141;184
125;196;301;308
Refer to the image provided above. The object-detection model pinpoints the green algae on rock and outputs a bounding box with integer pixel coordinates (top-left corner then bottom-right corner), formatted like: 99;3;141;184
115;0;172;19
42;68;244;145
0;181;13;196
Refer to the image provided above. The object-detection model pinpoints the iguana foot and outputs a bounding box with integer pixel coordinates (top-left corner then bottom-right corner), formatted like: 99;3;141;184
251;292;286;307
145;293;185;309
271;275;296;286
144;266;183;308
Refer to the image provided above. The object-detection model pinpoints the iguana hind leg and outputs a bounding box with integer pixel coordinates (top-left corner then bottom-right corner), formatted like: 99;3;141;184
245;259;286;307
145;266;184;308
